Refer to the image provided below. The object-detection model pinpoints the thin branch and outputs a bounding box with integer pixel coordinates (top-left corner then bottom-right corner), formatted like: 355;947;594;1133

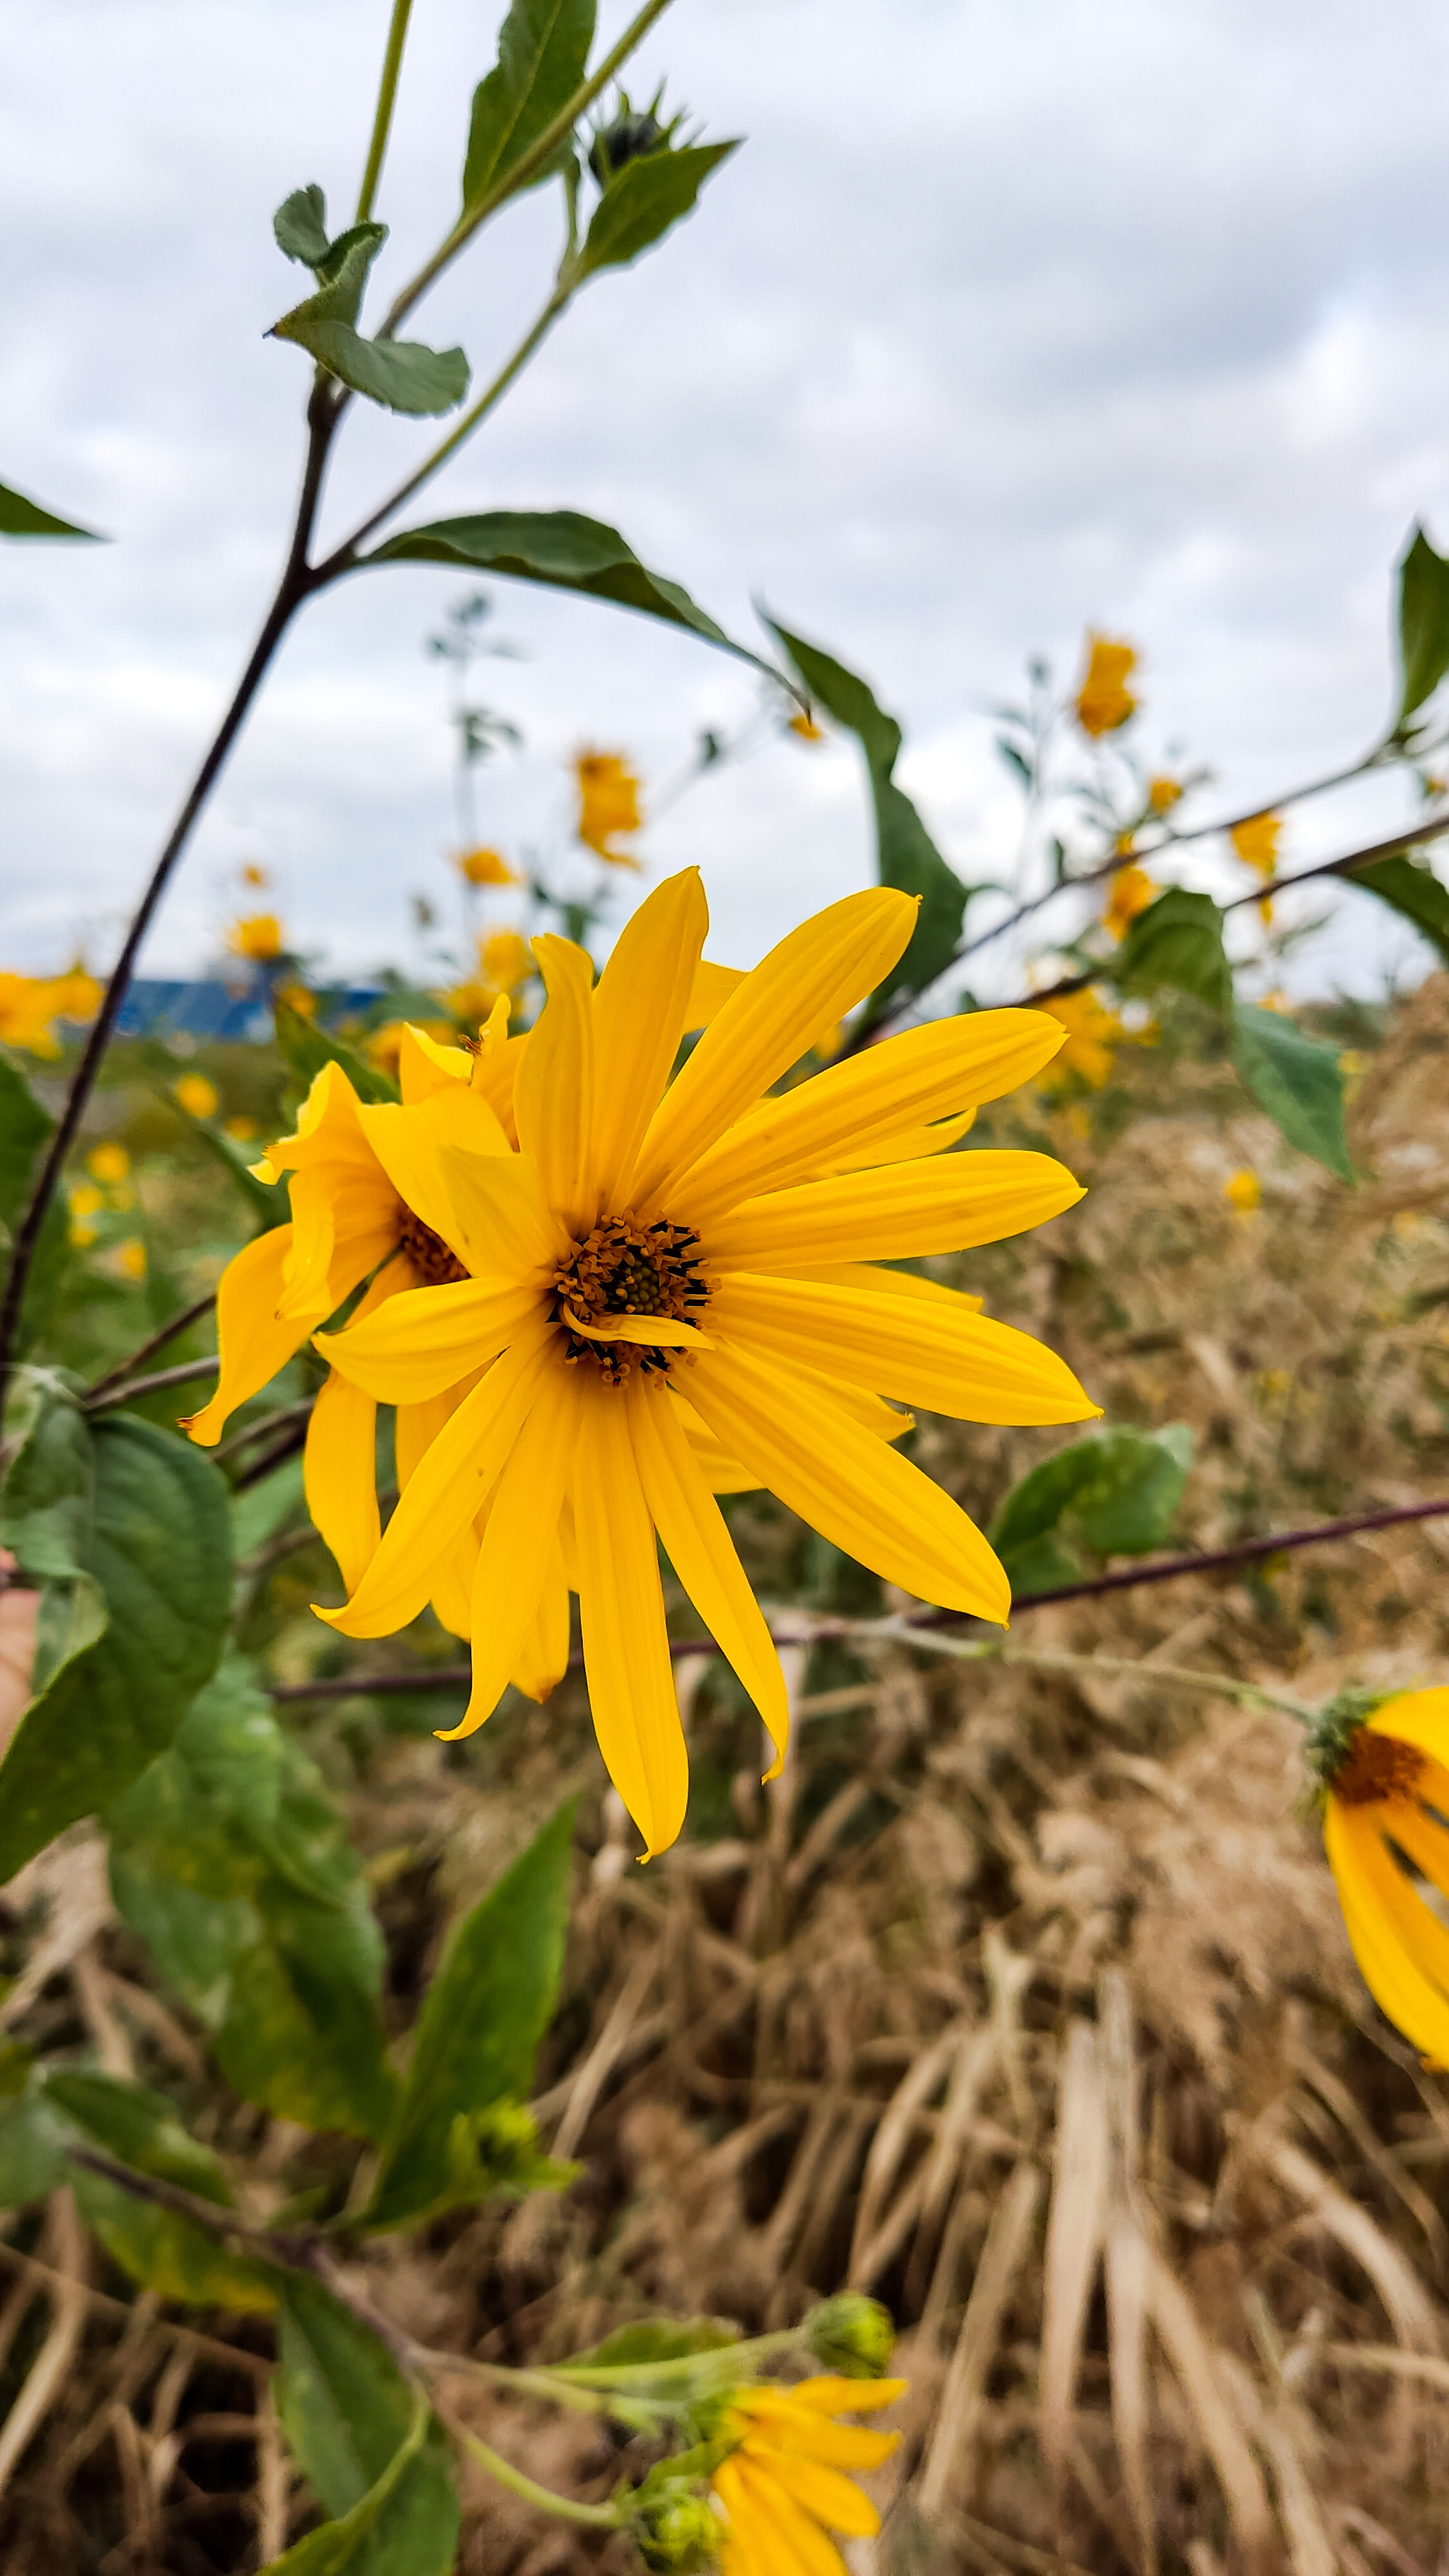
214;1397;316;1468
867;1622;1317;1722
230;1419;313;1491
355;0;415;223
86;1290;218;1398
83;1355;218;1415
433;2395;625;2530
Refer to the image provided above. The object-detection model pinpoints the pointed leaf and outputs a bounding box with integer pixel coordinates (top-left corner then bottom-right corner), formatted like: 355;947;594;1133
992;1423;1193;1597
0;1059;53;1229
461;0;595;209
1113;885;1232;1013
281;320;470;418
577;140;739;276
275;184;332;267
273;2278;458;2575
1349;852;1449;967
0;478;101;541
1230;1004;1353;1182
271;224;386;333
1395;524;1449;729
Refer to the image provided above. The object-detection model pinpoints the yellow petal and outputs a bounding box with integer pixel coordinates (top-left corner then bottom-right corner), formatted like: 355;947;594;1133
793;1261;981;1315
1367;1690;1449;1763
738;2442;881;2538
1386;1782;1449;1903
686;1339;1010;1621
437;1148;568;1281
511;1541;571;1703
685;957;745;1029
712;2458;835;2576
729;2457;850;2576
703;1150;1083;1270
571;1378;689;1857
629;1377;788;1774
1325;1805;1449;2062
670;1390;763;1494
771;2378;910;2415
316;1324;554;1639
304;1372;380;1593
737;2405;899;2472
712;1272;1097;1426
561;1307;712;1350
181;1225;304;1447
471;1026;529;1145
317;1275;537;1403
277;1160;398;1324
1363;1805;1449;1987
627;888;918;1206
396;1382;475;1489
591;870;708;1203
357;1088;509;1272
431;1524;480;1639
679;1007;1067;1219
436;1368;575;1740
398;1023;474;1103
514;934;597;1233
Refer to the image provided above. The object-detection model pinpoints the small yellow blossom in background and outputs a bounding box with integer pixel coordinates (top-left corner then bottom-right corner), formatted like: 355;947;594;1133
174;1073;219;1121
86;1142;130;1187
67;1179;104;1244
1257;1368;1292;1402
241;862;270;889
1034;987;1125;1090
1102;864;1155;942
456;846;520;888
1074;634;1138;738
112;1238;147;1283
1392;1208;1423;1242
710;2376;906;2576
1318;1689;1449;2064
480;930;535;994
50;966;104;1026
1339;1047;1366;1104
228;913;284;963
1223;1167;1262;1213
1148;774;1184;815
788;710;824;743
224;1114;258;1143
365;1018;454;1075
1229;812;1281;880
575;748;643;863
274;981;316;1020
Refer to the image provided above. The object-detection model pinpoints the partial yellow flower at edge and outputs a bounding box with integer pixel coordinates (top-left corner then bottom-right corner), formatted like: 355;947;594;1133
1320;1690;1449;2066
1230;812;1281;880
711;2376;908;2576
480;930;535;994
86;1140;130;1186
1148;773;1184;815
1223;1167;1262;1214
1034;987;1125;1091
0;967;103;1057
314;867;1098;1858
456;846;521;888
173;1073;219;1121
228;913;284;963
1074;633;1138;738
575;748;642;863
1103;864;1155;942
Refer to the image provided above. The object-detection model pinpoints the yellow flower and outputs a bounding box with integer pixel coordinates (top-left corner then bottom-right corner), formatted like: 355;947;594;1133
86;1142;130;1187
224;1114;259;1143
1034;988;1124;1091
275;981;316;1020
575;749;643;864
1148;775;1183;815
480;930;536;995
113;1238;147;1283
710;2376;906;2576
50;966;104;1026
174;1073;220;1121
314;872;1096;1854
229;913;284;963
1102;865;1155;942
68;1181;105;1218
788;712;824;744
1223;1167;1262;1213
456;846;521;888
0;967;101;1056
1229;812;1280;880
1074;635;1138;738
1320;1690;1449;2064
241;862;270;889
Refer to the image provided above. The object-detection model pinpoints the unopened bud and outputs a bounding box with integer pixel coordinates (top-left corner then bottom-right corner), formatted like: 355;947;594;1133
589;111;665;185
804;2292;896;2377
631;2485;719;2572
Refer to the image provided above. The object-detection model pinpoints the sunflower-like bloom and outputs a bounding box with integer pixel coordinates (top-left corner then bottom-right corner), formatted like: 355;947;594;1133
1229;812;1280;879
710;2376;906;2576
1074;635;1138;738
315;872;1096;1854
1320;1690;1449;2064
228;913;284;962
1034;986;1124;1092
456;845;521;888
0;967;103;1057
1103;864;1155;941
576;749;643;863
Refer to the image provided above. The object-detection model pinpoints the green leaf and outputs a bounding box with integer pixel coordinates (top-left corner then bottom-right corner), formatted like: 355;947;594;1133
272;223;386;330
766;619;968;1014
364;508;778;685
0;1373;93;1590
0;478;101;541
1349;853;1449;968
992;1423;1194;1598
275;1000;399;1107
0;1059;53;1228
272;2279;458;2576
577;141;738;276
109;1660;396;2139
173;1097;290;1228
68;2162;277;2312
275;184;332;267
1230;1004;1354;1183
1395;524;1449;730
281;320;471;418
46;2069;231;2203
1113;886;1232;1014
0;2085;74;2205
461;0;594;209
363;1801;575;2231
571;2316;741;2369
0;1404;231;1883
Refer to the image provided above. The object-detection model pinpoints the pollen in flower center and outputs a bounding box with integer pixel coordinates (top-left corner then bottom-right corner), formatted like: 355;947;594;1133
551;1214;708;1385
396;1204;469;1287
1332;1729;1426;1807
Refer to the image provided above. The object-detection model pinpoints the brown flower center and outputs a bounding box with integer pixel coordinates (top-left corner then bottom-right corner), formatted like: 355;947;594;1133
551;1215;708;1386
1332;1728;1425;1808
397;1205;468;1287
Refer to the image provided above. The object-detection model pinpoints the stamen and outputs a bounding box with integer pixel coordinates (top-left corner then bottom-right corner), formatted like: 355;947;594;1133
551;1215;709;1385
1332;1729;1426;1808
397;1205;469;1287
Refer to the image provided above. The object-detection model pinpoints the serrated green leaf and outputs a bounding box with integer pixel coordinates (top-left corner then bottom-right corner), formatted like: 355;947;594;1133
992;1423;1194;1597
272;2280;458;2576
363;1801;575;2230
766;619;967;1015
282;320;471;418
1230;1004;1353;1183
275;185;332;267
275;1001;399;1107
461;0;594;209
1395;524;1449;729
577;140;738;276
1113;885;1232;1014
0;478;101;541
0;1060;52;1229
1349;853;1449;968
0;1409;231;1883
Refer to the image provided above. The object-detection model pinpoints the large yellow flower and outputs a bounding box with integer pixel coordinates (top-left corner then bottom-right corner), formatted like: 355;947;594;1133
710;2375;906;2576
315;872;1096;1854
1321;1689;1449;2066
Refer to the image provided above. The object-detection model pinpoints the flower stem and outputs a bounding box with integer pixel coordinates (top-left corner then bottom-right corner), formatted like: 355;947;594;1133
434;2400;625;2529
356;0;415;222
865;1618;1317;1723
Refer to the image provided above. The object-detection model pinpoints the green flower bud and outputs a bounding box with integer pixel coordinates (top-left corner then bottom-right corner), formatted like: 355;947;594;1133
1305;1683;1396;1789
631;2484;720;2572
804;2292;896;2378
589;110;665;186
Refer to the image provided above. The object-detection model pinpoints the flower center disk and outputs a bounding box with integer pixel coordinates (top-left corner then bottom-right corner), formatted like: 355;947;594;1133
552;1215;708;1385
1333;1729;1426;1808
397;1205;469;1287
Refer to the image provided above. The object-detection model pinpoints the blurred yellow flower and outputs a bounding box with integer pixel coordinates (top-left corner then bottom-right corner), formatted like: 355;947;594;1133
86;1141;130;1186
67;1181;104;1220
365;1017;454;1075
1148;774;1184;815
1223;1167;1262;1213
173;1073;219;1121
228;913;284;963
1075;635;1138;738
241;862;270;889
788;711;824;744
1230;813;1281;880
1103;865;1155;941
275;981;316;1020
575;749;642;863
1320;1690;1449;2066
456;846;521;888
224;1114;259;1143
1035;988;1124;1090
711;2376;907;2576
113;1238;147;1283
480;930;535;994
0;967;103;1057
50;966;104;1025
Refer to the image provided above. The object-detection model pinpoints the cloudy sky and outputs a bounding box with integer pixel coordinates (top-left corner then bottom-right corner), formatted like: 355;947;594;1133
5;0;1449;1001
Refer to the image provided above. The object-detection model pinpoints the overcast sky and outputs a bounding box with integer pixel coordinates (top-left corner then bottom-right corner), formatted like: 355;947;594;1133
5;0;1449;1001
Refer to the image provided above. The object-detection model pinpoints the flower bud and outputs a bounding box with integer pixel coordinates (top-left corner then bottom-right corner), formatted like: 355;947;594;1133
589;110;664;185
630;2484;719;2572
803;2292;897;2377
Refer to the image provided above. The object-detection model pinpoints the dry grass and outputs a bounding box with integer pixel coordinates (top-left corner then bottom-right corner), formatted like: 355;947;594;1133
7;981;1449;2571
